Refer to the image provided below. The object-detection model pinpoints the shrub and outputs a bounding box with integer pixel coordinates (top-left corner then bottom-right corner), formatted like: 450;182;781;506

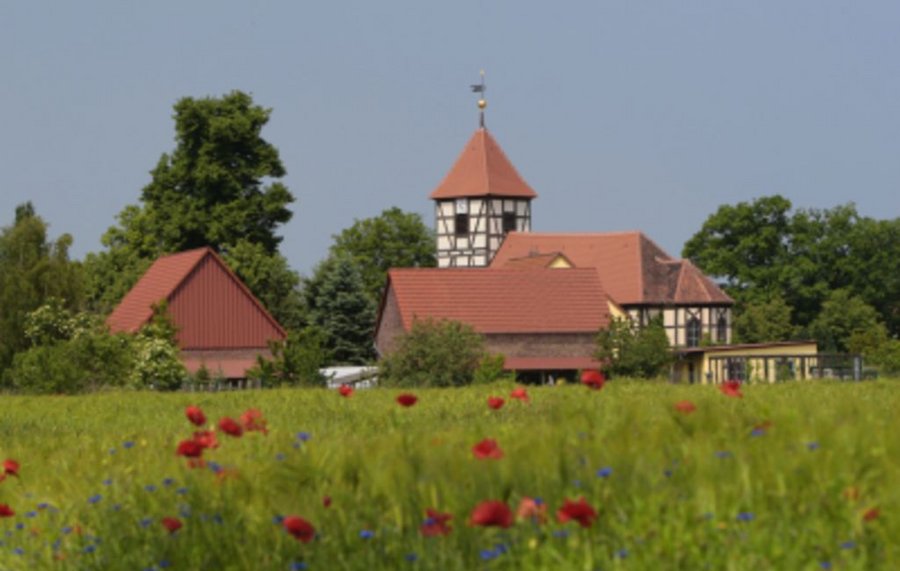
379;318;485;387
249;326;330;387
595;317;673;379
473;353;515;385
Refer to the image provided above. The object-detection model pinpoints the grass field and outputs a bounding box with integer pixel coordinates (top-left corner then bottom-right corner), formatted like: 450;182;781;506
0;380;898;570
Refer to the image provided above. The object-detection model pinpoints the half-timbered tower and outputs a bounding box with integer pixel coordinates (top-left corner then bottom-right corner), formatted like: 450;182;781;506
429;127;537;267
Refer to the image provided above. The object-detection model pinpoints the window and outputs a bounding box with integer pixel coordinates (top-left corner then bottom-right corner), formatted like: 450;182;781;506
502;212;517;234
455;213;469;236
686;317;701;348
716;315;728;343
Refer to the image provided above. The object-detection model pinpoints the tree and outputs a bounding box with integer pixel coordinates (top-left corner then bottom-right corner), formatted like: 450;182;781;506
248;326;330;387
807;289;884;353
733;295;796;344
329;207;436;303
304;255;375;364
84;91;299;324
595;318;673;379
379;318;486;387
0;204;83;377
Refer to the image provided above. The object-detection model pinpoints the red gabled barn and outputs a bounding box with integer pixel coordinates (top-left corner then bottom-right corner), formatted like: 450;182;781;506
107;247;286;379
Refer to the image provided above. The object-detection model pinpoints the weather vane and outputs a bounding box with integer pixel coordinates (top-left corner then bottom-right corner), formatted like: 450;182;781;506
470;70;487;128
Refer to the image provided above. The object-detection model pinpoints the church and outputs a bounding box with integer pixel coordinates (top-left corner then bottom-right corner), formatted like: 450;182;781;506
374;89;820;384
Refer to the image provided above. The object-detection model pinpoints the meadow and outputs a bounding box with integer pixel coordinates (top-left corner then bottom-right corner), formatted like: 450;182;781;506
0;380;897;570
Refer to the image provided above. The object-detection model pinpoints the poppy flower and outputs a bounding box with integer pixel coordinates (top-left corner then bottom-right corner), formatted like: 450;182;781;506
3;459;19;477
674;400;696;414
322;496;332;508
396;393;418;407
863;507;880;522
176;439;204;459
516;497;547;524
509;387;529;402
720;380;743;398
283;515;315;543
218;417;243;437
420;508;453;536
161;517;182;533
469;500;513;528
487;396;505;410
185;406;206;427
192;430;219;450
581;369;605;390
338;384;354;397
240;408;268;434
472;438;504;460
0;504;14;517
556;497;597;528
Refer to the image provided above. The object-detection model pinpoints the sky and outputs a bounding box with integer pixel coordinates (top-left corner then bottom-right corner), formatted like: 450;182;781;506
1;1;898;277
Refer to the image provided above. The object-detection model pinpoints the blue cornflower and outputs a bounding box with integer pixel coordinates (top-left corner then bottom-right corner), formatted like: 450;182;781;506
360;529;374;539
275;453;286;462
162;478;175;487
88;494;102;504
62;526;73;534
297;432;311;442
596;467;613;478
13;547;24;555
616;548;629;559
272;515;285;525
807;442;820;451
176;487;189;495
123;441;135;449
405;553;418;562
159;560;172;569
292;442;301;449
140;518;153;528
207;461;223;474
179;505;191;518
736;512;754;522
84;545;96;554
37;503;49;510
572;479;582;488
552;530;569;538
213;514;224;525
480;548;498;561
840;540;856;550
750;428;766;437
25;511;36;518
145;485;157;493
109;448;117;455
820;562;832;570
15;523;24;530
494;543;508;554
102;479;112;486
534;497;544;505
715;451;733;459
112;503;122;511
290;562;308;571
664;469;673;478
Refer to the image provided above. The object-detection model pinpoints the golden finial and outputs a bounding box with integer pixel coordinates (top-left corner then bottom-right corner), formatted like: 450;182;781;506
470;70;487;127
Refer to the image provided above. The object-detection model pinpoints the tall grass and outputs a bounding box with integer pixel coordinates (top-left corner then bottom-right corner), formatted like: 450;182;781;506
0;380;897;570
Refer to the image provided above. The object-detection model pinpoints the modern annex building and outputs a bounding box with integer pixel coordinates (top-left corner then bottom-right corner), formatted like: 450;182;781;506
375;116;819;383
107;247;286;379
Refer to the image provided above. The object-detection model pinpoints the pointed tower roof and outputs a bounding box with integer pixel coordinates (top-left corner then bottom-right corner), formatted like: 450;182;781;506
429;128;538;200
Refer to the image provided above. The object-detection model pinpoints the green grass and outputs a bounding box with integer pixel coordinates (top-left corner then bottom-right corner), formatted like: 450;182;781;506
0;380;898;570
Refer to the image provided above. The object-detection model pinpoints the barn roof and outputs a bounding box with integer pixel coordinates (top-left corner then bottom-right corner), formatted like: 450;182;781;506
106;247;286;342
380;267;612;334
490;232;732;306
429;128;538;200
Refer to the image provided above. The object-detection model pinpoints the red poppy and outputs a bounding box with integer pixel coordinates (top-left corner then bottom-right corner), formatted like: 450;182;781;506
863;507;880;522
192;430;219;450
3;459;19;477
469;500;513;528
421;508;453;536
472;438;504;460
240;408;268;434
0;504;14;518
322;496;332;508
510;387;529;402
581;369;605;390
487;396;505;410
218;417;243;437
396;393;418;407
283;515;315;543
185;405;206;427
674;400;696;414
338;384;354;397
556;497;597;528
720;380;743;398
161;517;182;533
516;497;547;524
176;439;204;458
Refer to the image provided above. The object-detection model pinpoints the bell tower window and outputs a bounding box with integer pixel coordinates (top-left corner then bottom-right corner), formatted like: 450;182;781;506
455;213;469;235
502;211;517;234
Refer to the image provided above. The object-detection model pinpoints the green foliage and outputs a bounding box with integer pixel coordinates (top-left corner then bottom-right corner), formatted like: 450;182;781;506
305;255;375;365
379;318;486;387
221;240;306;330
128;336;186;391
472;353;515;385
329;207;436;302
249;326;330;387
0;203;83;377
733;295;796;344
595;317;673;379
848;326;900;375
684;196;900;336
807;289;884;353
85;91;296;319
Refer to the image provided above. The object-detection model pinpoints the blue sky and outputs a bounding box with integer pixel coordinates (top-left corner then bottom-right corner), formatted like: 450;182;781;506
1;1;897;276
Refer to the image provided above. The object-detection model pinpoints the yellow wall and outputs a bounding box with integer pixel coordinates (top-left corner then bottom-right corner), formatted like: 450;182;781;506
673;342;819;384
548;256;572;269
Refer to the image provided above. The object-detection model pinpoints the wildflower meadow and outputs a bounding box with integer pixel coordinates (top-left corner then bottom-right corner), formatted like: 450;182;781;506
1;379;898;570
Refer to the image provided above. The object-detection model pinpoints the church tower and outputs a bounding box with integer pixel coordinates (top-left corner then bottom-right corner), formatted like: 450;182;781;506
430;82;537;268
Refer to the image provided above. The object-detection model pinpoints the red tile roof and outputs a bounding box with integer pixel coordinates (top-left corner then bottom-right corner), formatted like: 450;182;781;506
429;128;538;200
383;267;611;334
503;356;603;371
491;232;732;305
